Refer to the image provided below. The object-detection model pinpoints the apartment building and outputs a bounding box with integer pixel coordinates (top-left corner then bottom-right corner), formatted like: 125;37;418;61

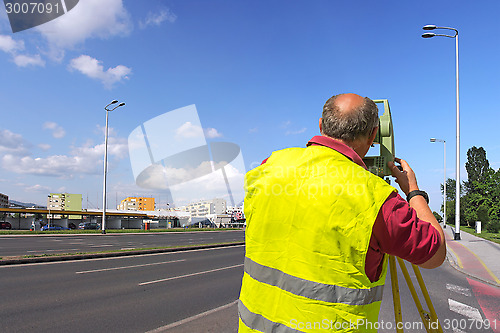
182;198;227;217
0;193;8;208
118;197;155;211
47;193;82;219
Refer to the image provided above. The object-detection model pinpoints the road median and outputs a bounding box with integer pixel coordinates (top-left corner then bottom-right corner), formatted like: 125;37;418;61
0;241;245;266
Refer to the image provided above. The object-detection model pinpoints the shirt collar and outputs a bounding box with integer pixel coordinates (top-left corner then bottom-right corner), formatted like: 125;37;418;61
306;135;368;169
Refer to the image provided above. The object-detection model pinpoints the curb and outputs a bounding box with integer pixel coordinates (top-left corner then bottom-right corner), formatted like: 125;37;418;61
445;228;500;288
0;242;245;266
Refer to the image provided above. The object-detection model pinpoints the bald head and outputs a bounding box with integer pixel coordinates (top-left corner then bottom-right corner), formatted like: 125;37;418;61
334;93;366;114
321;93;379;143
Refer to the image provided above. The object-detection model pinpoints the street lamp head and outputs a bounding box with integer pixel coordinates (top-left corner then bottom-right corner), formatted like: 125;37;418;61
110;100;118;104
118;102;125;107
422;33;436;38
430;138;436;142
423;25;437;30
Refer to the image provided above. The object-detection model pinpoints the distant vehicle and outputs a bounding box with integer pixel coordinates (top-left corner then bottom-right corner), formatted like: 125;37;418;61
0;221;12;229
78;222;100;230
41;224;70;231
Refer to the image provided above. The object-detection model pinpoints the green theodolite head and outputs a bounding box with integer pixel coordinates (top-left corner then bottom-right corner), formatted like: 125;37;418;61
362;99;395;177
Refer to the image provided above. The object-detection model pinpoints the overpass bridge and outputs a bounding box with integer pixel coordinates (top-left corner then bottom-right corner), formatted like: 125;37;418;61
0;207;190;230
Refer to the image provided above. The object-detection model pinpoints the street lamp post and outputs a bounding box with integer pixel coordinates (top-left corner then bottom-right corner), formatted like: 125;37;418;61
102;100;125;234
47;194;51;229
422;25;461;240
430;138;446;229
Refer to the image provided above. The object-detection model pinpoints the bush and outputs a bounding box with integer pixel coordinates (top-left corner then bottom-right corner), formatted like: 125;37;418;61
485;220;500;233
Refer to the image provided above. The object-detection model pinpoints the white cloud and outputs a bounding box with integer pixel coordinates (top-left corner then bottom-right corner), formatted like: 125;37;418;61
175;122;223;140
1;134;128;177
13;54;45;67
69;55;131;89
43;121;66;138
38;143;51;151
169;163;245;206
25;184;51;192
0;129;31;155
175;122;204;139
37;0;132;60
0;35;24;53
139;8;177;29
204;128;223;138
286;128;307;135
0;35;44;68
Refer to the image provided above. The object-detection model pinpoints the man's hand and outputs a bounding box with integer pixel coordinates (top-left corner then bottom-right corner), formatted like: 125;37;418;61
388;157;446;269
388;157;419;196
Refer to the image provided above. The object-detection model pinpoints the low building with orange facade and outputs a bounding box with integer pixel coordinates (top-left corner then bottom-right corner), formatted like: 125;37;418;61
118;197;155;211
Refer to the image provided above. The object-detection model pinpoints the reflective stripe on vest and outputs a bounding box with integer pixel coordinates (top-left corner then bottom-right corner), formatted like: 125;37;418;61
244;257;384;306
239;300;304;333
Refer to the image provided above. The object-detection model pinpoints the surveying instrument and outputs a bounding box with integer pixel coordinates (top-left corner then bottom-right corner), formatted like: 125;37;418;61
363;99;443;333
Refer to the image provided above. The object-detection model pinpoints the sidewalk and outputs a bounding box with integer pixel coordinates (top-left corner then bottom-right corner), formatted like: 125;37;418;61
445;224;500;287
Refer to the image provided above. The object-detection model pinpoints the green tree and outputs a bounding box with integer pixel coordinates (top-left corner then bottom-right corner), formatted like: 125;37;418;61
476;205;489;224
440;178;464;202
433;211;442;223
464;146;491;194
488;169;500;225
440;178;465;225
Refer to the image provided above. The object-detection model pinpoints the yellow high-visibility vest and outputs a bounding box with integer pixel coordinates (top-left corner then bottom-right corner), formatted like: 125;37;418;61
239;145;396;332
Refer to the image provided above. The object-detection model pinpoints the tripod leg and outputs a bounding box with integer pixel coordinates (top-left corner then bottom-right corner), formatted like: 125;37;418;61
389;256;404;333
412;264;443;333
396;257;438;333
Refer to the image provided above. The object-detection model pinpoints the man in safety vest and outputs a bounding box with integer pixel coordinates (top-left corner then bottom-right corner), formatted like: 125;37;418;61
238;93;446;332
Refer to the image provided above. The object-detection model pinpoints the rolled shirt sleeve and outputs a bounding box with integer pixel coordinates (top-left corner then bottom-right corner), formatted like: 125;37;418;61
366;192;442;282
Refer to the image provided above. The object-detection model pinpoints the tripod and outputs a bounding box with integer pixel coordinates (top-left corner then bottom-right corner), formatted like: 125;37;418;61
389;256;443;333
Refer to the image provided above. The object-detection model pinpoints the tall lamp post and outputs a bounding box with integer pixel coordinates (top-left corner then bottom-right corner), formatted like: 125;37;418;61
102;100;125;234
47;194;51;229
422;25;461;240
430;138;446;228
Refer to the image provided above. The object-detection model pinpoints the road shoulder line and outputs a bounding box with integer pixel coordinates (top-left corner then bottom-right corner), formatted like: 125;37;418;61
145;300;238;333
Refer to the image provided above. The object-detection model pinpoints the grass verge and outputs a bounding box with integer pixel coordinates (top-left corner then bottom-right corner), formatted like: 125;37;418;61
446;222;500;245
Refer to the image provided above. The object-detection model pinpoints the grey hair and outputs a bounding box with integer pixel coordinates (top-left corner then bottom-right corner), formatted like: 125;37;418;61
321;94;379;142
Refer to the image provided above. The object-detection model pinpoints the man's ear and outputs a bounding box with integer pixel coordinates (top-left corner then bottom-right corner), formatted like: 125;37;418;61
368;126;378;145
319;118;323;134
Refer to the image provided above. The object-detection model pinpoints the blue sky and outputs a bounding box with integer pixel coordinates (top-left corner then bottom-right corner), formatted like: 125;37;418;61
0;0;499;213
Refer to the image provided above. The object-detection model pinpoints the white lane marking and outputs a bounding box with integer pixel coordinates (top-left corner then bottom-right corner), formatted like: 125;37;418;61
446;283;472;297
0;245;245;268
76;259;185;274
120;247;136;250
139;263;244;286
448;299;483;321
145;299;238;333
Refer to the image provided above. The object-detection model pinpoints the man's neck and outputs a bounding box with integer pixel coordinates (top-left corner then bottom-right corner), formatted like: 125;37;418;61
321;134;365;158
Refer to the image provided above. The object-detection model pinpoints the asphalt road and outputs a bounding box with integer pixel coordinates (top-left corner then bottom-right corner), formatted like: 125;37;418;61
1;241;498;332
0;230;244;257
0;245;245;333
